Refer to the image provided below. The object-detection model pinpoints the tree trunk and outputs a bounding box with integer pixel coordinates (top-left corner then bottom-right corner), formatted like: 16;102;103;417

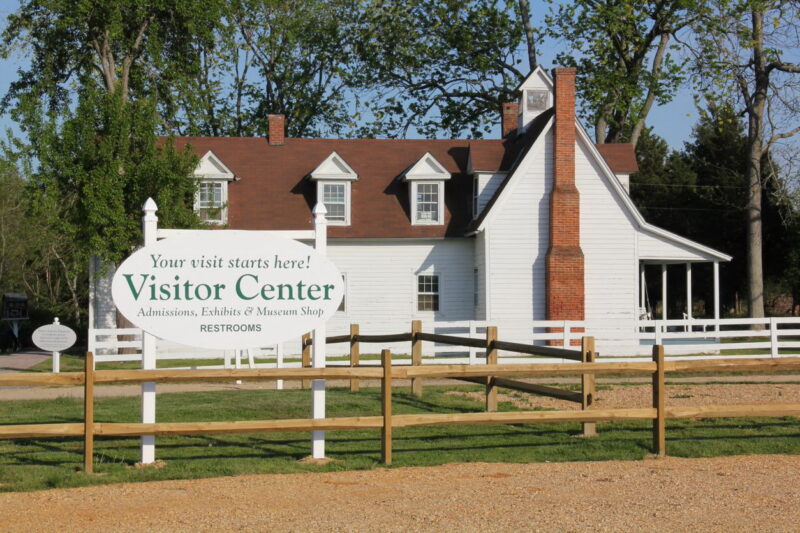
517;0;537;71
746;8;767;319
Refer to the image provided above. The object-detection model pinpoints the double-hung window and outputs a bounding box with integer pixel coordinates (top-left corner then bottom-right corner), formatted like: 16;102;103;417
197;182;224;223
415;183;440;223
322;183;347;222
417;274;439;312
192;151;235;225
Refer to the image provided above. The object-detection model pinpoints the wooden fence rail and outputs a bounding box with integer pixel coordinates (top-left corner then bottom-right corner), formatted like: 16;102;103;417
2;351;800;471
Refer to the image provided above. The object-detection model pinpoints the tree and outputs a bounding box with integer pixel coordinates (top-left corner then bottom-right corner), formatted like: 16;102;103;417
548;0;700;147
172;0;368;138
692;0;800;318
1;0;222;119
632;102;795;316
355;0;530;138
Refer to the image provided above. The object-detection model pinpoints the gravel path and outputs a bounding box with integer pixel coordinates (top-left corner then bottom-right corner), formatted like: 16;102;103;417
1;455;798;532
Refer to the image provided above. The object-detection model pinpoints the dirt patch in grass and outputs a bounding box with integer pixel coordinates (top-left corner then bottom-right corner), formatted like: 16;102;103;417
446;383;800;410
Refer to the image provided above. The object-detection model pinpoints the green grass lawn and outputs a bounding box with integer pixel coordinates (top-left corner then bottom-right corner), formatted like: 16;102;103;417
1;385;799;493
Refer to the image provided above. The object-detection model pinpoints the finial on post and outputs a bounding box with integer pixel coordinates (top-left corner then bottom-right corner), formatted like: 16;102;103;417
143;197;159;221
142;197;159;246
312;202;328;224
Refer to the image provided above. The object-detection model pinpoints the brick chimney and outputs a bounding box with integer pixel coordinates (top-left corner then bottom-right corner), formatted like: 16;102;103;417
268;114;285;146
501;101;519;138
546;67;584;328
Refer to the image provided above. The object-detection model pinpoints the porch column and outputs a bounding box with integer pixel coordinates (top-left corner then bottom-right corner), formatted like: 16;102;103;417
685;263;692;320
639;262;646;310
713;261;720;333
661;264;668;321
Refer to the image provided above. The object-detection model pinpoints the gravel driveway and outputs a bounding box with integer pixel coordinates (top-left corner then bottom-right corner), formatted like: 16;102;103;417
1;455;798;532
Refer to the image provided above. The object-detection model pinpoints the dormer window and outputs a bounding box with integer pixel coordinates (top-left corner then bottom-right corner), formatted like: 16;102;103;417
402;152;451;226
309;152;358;226
192;151;236;225
415;183;441;223
198;182;224;223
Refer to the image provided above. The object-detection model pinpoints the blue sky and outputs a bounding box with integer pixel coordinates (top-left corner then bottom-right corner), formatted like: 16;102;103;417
0;0;696;150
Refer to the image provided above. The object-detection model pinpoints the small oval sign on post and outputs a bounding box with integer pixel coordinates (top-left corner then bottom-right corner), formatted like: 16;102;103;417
32;322;77;352
111;232;343;349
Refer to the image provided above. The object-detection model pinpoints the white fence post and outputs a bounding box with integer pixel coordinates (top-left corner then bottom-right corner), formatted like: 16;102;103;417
141;198;158;464
770;317;778;358
655;321;663;346
562;320;570;348
311;203;328;459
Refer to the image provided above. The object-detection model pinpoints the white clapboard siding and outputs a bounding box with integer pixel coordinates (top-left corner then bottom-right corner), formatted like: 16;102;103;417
299;239;475;356
575;137;639;341
477;171;506;214
638;230;714;261
484;127;550;341
474;230;487;321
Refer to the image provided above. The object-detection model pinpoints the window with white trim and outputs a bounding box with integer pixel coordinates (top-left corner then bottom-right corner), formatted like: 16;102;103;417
414;182;442;224
197;181;225;223
417;274;439;311
473;268;479;308
322;182;347;222
192;151;234;225
472;176;479;218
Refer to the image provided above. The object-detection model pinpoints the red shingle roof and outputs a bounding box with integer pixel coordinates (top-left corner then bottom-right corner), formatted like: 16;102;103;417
595;143;638;173
175;121;636;238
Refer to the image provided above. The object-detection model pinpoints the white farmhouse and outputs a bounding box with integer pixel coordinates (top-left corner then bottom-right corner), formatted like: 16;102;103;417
91;67;731;356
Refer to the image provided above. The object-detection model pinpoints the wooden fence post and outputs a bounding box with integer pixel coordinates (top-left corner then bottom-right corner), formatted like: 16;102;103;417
301;333;311;389
411;320;423;397
485;326;498;412
652;344;666;457
350;324;360;392
381;349;393;465
581;336;597;437
84;352;95;474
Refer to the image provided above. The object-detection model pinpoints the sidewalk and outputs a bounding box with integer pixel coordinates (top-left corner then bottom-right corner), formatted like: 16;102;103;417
0;351;50;373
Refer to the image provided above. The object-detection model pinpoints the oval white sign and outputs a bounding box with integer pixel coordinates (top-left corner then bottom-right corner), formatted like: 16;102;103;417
111;232;343;349
32;324;77;352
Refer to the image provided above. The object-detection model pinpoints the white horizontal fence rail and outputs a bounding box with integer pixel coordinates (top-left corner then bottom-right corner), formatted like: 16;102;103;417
636;317;800;360
89;328;288;369
89;316;800;368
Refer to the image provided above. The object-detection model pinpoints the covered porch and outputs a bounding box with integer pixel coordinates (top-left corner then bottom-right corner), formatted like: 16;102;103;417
636;227;732;343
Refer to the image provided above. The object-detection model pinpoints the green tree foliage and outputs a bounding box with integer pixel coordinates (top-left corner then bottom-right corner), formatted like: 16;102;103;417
691;0;800;318
632;103;797;316
547;0;699;146
173;0;366;138
1;0;222;117
357;0;528;138
29;87;199;265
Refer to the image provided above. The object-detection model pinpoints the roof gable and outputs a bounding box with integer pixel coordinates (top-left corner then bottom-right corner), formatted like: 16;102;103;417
402;152;451;181
310;151;358;181
195;150;235;180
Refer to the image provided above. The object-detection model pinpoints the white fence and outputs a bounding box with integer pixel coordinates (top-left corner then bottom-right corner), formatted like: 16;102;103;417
89;328;285;370
636;317;800;360
87;317;800;369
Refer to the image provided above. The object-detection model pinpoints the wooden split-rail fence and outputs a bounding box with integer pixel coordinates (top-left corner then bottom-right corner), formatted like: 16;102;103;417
2;328;800;472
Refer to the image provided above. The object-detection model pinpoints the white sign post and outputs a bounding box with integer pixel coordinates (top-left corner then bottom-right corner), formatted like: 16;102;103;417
113;198;340;464
31;317;76;373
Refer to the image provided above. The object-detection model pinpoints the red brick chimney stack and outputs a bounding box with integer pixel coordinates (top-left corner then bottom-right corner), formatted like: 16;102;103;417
501;101;519;138
268;114;285;146
546;67;585;326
